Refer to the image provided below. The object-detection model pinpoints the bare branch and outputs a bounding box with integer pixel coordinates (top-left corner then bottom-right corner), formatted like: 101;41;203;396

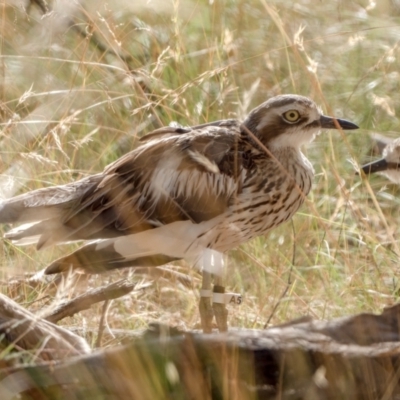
43;279;138;324
0;293;90;362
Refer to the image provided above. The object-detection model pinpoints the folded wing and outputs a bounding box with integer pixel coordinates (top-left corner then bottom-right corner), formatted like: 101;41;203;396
1;121;245;250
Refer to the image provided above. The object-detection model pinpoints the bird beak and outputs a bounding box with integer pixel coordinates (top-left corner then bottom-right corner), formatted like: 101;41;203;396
319;115;359;130
359;158;391;175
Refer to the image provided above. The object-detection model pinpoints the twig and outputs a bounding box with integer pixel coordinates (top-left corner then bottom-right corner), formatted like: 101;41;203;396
96;300;111;348
44;279;137;324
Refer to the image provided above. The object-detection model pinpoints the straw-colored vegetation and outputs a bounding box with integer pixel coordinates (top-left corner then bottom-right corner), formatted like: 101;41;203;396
1;0;400;349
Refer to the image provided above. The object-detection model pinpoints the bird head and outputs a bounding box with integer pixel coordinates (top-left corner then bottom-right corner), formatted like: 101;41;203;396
243;94;358;150
360;138;400;184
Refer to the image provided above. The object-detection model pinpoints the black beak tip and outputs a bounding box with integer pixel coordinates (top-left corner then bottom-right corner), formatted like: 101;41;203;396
319;115;359;130
342;121;359;130
333;118;359;130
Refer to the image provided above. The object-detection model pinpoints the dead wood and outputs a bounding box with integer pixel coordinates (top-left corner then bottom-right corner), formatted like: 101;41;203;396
43;279;138;324
2;304;400;399
0;293;90;364
42;266;193;324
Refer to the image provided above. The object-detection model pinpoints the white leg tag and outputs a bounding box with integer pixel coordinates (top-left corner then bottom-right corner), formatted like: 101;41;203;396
212;292;242;305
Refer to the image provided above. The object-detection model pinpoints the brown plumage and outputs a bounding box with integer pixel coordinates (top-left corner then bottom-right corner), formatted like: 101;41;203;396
0;94;358;331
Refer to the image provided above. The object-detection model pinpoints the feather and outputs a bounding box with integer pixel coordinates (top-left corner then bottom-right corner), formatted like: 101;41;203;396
0;122;247;246
0;95;358;281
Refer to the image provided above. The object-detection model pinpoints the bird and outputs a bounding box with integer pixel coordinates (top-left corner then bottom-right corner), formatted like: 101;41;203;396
360;135;400;183
0;94;358;333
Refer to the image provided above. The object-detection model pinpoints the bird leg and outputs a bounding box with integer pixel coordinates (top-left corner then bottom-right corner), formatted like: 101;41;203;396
199;270;213;333
212;275;228;332
199;249;232;333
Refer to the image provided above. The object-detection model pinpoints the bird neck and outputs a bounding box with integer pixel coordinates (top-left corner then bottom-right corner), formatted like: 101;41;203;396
268;146;314;186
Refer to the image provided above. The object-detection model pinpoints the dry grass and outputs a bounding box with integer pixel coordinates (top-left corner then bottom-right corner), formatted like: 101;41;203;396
1;0;400;351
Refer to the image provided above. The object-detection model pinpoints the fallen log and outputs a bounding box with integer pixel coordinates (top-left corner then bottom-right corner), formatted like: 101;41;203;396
2;304;400;399
0;293;90;365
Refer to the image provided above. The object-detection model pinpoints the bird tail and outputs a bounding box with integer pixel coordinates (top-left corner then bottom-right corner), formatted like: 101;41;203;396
0;175;102;249
0;187;69;224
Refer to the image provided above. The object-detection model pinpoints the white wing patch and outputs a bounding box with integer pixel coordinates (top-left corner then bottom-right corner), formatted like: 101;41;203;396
187;151;220;174
146;151;237;207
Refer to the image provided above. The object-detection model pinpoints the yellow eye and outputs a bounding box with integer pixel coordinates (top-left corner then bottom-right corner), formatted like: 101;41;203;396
283;110;301;123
